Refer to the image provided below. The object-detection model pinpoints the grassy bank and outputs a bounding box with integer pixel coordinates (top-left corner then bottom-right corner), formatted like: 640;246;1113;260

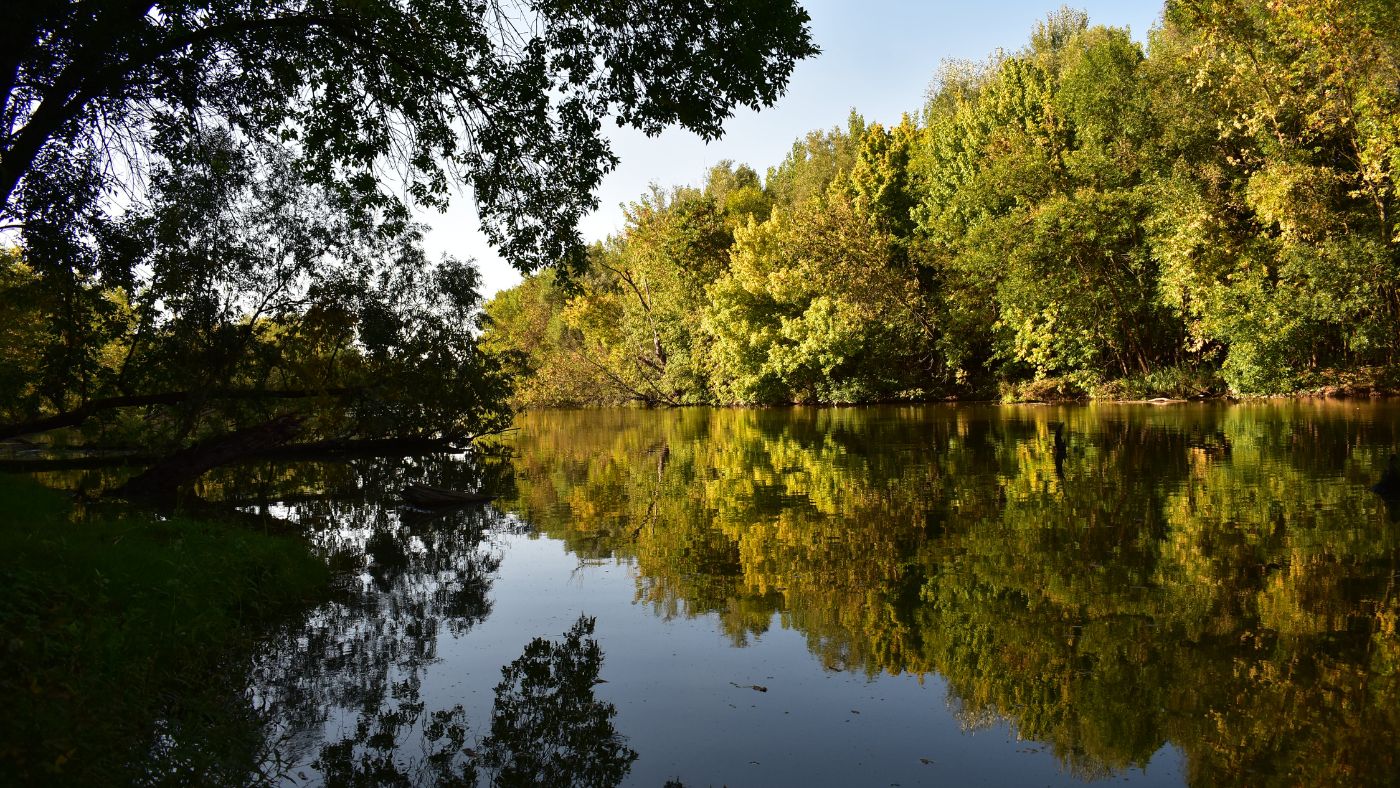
0;474;329;785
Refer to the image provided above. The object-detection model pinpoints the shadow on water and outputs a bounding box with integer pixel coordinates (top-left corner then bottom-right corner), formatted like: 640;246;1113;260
1374;454;1400;522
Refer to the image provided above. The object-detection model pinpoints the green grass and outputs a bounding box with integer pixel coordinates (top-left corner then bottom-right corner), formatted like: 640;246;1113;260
0;474;329;785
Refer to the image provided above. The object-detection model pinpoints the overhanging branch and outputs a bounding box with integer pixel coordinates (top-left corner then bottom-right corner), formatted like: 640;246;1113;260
0;386;364;440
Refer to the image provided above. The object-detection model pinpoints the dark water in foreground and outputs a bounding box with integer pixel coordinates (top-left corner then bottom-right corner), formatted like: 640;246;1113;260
216;401;1399;786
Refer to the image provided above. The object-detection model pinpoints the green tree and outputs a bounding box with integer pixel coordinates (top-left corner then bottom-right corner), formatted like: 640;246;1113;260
497;162;772;408
848;116;924;237
1148;0;1400;392
766;111;869;211
913;13;1182;390
560;184;734;405
481;269;627;408
1;1;819;492
483;2;1400;405
6;130;517;500
2;0;817;272
704;195;927;403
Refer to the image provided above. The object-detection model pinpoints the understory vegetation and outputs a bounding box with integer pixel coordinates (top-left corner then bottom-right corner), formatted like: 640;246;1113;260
484;0;1400;406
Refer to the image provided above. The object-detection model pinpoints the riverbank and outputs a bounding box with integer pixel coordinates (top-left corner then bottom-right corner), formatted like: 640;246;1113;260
997;365;1400;404
0;474;329;785
486;362;1400;410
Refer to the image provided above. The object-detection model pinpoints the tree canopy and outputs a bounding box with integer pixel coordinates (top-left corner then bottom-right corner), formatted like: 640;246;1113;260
3;0;816;272
0;0;818;494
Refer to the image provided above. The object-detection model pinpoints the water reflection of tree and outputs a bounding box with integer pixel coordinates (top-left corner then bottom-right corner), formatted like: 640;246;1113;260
503;403;1400;784
286;609;636;787
218;454;634;787
210;455;497;784
477;616;637;787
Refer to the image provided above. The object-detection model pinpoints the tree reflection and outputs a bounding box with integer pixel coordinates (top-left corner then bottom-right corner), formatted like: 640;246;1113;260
207;454;636;787
224;455;505;784
502;402;1400;784
476;616;637;787
287;609;635;788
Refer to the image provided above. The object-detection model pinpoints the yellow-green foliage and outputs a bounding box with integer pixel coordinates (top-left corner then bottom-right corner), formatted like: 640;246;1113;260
704;196;927;403
484;2;1400;403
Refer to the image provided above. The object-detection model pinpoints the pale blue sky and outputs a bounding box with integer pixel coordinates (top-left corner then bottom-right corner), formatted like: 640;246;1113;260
427;1;1165;298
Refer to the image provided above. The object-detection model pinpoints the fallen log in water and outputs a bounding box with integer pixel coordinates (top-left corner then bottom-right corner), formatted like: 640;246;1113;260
401;484;495;507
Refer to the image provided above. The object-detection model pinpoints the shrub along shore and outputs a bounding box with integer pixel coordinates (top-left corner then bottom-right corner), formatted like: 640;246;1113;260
0;474;328;785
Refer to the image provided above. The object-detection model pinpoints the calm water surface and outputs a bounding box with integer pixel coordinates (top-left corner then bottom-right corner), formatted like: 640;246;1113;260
220;401;1399;785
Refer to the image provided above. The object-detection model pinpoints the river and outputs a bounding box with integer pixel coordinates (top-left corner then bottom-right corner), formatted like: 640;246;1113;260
206;401;1399;785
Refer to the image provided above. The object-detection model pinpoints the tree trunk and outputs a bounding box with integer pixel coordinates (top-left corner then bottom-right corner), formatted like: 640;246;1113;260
0;387;361;440
116;414;305;501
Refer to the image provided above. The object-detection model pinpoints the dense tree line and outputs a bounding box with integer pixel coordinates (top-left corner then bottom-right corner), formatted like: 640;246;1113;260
484;1;1400;406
